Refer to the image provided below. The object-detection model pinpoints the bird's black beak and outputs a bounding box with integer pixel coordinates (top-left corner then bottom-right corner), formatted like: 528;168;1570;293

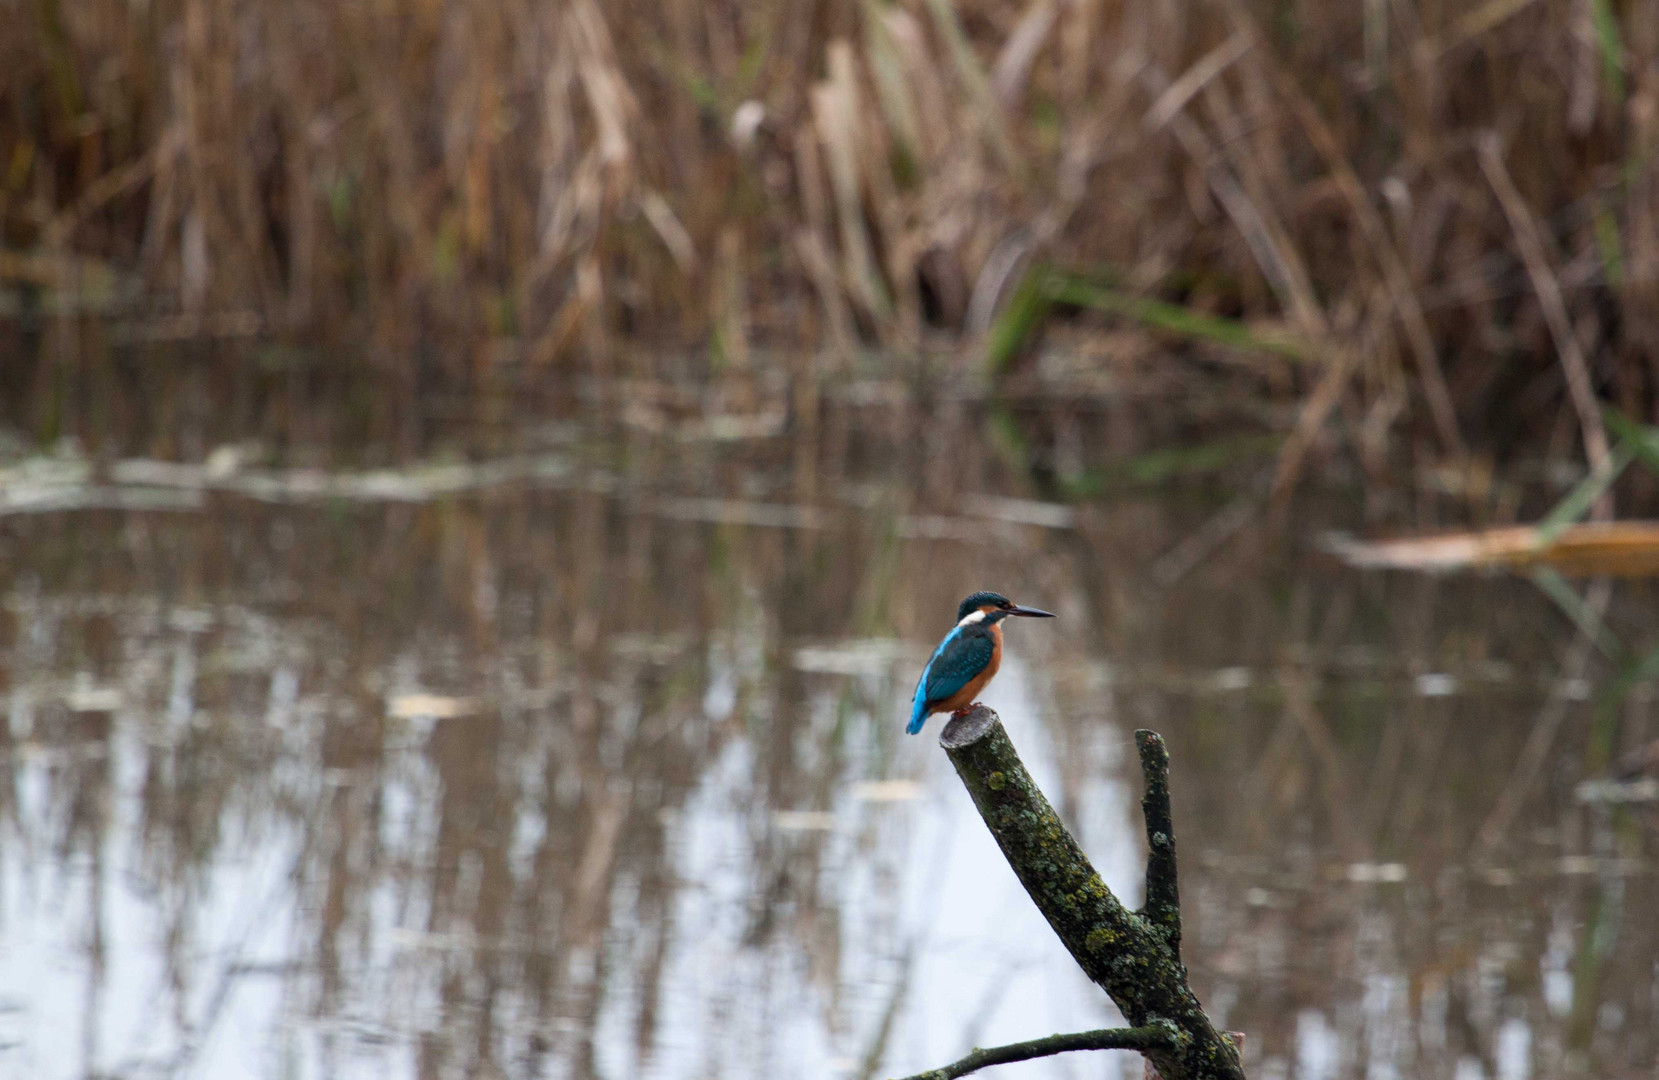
1007;604;1056;618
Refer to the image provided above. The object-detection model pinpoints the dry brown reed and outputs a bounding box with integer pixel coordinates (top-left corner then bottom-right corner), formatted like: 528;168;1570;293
4;0;1658;463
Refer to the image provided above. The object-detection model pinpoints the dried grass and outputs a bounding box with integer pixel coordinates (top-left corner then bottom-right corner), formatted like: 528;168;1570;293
4;0;1658;466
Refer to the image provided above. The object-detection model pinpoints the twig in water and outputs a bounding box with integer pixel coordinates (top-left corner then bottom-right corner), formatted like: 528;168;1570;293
890;1025;1174;1080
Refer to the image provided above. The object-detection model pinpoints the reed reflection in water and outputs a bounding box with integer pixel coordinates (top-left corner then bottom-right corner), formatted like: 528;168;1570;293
0;459;1654;1079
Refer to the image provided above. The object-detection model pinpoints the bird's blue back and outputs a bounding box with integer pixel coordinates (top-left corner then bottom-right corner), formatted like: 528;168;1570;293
907;622;996;734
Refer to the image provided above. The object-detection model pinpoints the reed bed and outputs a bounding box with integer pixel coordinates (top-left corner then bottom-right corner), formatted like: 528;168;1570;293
4;0;1657;467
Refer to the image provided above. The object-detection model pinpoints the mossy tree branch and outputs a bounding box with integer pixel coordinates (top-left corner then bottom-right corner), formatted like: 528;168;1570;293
890;1025;1174;1080
915;706;1243;1080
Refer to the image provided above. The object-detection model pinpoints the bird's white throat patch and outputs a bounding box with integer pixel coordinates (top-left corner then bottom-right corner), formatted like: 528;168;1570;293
957;609;988;627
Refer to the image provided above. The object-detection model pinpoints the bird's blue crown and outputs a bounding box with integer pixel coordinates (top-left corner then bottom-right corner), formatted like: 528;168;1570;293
956;591;1011;622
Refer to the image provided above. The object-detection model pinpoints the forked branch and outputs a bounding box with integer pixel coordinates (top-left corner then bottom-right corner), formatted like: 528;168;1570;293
891;707;1243;1080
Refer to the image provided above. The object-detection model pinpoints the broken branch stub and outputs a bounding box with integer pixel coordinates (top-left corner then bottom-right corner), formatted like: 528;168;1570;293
938;706;1244;1080
1137;729;1183;958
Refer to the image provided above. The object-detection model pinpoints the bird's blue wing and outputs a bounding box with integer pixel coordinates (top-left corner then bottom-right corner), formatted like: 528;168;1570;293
907;628;994;734
924;632;994;703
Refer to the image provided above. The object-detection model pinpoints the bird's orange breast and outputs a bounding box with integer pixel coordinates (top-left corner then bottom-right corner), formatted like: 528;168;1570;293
932;621;1003;714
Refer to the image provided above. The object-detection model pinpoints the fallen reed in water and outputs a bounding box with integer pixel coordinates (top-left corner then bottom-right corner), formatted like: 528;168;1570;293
5;0;1658;475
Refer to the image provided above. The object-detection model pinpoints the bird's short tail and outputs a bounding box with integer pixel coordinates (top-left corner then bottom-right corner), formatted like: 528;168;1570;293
906;697;928;735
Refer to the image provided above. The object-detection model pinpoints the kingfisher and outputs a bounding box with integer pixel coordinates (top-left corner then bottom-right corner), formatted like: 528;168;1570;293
907;591;1056;734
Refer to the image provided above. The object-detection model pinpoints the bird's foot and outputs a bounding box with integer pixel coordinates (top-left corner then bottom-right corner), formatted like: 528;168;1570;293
949;702;981;719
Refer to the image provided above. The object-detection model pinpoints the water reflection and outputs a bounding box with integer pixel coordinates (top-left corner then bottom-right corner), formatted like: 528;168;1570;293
0;431;1654;1079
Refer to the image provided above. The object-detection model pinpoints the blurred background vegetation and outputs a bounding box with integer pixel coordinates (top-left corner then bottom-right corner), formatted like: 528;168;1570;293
3;0;1656;482
6;5;1659;1078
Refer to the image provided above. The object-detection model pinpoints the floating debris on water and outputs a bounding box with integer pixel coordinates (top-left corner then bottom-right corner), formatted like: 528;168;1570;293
0;450;579;514
1323;522;1659;577
958;494;1075;529
65;687;123;713
609;633;693;663
1575;778;1659;803
792;639;905;675
387;694;478;720
653;496;826;530
771;810;838;832
1414;673;1458;697
849;780;922;802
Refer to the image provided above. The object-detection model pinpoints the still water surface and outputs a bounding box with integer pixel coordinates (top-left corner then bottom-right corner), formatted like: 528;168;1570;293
0;414;1654;1080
